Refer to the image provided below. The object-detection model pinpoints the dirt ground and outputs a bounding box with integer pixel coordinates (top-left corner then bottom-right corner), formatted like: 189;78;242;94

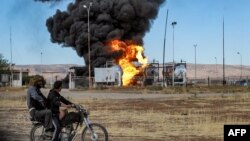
0;89;250;141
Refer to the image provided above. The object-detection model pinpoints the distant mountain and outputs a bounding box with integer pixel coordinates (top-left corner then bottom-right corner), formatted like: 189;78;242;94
186;64;250;79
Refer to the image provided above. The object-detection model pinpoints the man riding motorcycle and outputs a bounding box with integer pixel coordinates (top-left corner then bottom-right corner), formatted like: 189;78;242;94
27;75;54;139
47;80;74;141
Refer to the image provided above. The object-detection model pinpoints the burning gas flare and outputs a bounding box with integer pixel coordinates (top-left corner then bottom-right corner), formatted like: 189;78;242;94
108;40;148;86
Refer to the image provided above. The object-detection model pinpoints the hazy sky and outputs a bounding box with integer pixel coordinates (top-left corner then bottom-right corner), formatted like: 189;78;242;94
0;0;249;66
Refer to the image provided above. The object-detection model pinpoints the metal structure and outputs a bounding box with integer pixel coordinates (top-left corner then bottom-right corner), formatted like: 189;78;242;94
143;61;187;86
94;67;122;86
144;62;160;86
162;62;187;86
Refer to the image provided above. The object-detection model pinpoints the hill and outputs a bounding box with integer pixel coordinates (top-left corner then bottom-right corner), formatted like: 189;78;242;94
186;64;250;79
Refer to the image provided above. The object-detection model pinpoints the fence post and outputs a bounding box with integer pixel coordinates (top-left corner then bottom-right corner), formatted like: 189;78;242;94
208;76;210;86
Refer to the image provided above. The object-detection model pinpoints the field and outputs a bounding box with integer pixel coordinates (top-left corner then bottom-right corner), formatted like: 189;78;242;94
0;87;250;141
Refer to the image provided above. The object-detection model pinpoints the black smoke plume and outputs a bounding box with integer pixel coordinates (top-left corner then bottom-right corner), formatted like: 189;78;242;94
46;0;165;76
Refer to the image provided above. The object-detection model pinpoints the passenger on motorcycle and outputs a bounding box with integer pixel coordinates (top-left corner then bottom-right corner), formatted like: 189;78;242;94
27;75;54;139
47;80;74;141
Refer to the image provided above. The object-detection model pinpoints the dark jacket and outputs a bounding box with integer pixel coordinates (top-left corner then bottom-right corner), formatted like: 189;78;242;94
47;89;72;115
27;86;47;110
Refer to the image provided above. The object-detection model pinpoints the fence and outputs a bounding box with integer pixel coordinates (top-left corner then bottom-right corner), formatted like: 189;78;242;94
67;75;250;88
187;76;250;86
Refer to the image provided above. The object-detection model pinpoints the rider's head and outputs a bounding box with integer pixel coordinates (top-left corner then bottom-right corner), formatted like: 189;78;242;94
30;75;46;88
53;80;62;92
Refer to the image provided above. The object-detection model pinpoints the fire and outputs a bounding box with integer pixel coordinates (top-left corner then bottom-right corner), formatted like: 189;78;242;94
108;40;148;86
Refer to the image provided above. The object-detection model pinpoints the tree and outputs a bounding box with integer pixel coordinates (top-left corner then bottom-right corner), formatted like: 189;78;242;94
0;54;10;74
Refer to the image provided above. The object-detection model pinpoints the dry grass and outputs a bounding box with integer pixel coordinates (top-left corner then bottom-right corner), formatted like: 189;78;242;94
75;94;250;140
73;85;250;94
0;92;250;141
0;96;26;108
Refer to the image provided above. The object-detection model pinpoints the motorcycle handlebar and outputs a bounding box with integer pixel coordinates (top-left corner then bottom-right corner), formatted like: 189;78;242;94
72;104;88;114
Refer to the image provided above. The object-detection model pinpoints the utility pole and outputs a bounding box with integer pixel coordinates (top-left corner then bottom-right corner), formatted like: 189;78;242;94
40;46;43;76
162;10;168;87
9;27;13;88
171;21;177;86
41;49;43;65
237;52;242;80
215;57;217;76
222;18;226;85
83;2;93;88
194;44;197;83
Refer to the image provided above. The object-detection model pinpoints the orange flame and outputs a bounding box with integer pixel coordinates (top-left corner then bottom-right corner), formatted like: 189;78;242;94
108;40;148;86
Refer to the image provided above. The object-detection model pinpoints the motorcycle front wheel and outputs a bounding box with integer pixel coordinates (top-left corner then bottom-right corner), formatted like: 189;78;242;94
81;123;108;141
30;124;45;141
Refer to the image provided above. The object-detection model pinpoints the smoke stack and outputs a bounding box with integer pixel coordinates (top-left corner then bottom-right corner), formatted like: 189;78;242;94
46;0;165;76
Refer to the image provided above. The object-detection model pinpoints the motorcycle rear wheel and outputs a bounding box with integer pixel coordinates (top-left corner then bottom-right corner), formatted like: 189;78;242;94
30;124;45;141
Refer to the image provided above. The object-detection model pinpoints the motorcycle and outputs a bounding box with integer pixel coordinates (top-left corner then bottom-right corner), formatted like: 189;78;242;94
30;104;108;141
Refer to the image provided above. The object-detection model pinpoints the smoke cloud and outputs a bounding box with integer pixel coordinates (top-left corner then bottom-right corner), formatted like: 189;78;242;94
46;0;165;76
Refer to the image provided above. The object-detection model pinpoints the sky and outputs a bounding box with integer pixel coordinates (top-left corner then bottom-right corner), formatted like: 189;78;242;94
0;0;249;66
